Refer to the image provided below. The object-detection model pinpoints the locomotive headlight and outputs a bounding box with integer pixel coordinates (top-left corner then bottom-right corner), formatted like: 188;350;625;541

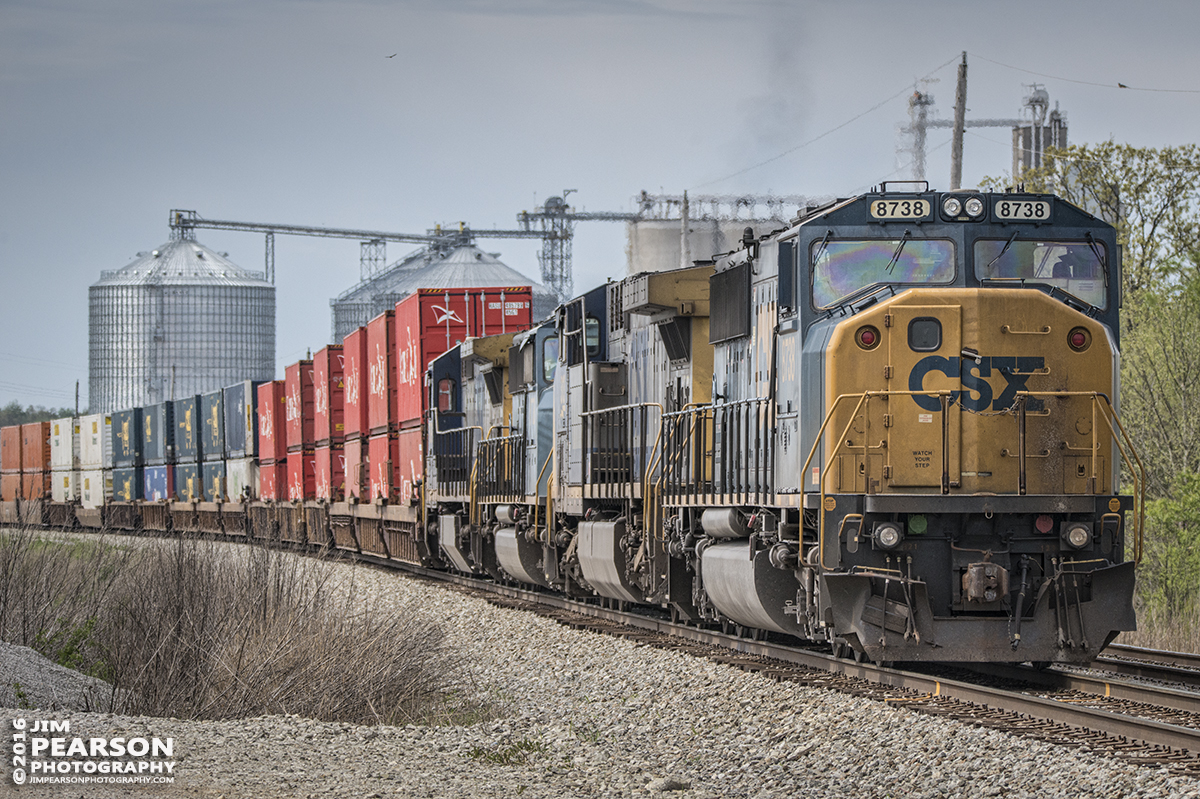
942;197;962;217
874;522;903;550
964;196;985;217
1062;522;1092;549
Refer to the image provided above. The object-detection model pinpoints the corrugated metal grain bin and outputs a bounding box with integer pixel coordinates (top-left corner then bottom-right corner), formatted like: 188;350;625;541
80;414;113;470
314;346;345;445
22;471;51;500
226;457;258;501
201;461;226;502
285;360;315;451
257;381;287;463
52;470;80;503
344;436;365;501
51;418;80;470
143;403;174;465
173;396;202;463
174;463;202;501
111;408;144;468
259;461;287;501
343;327;369;440
143;466;174;501
201;390;225;462
1;426;23;473
112;467;144;502
366;311;396;435
20;422;51;473
1;473;20;501
287;453;315;501
223;380;262;459
315;444;345;501
80;470;111;509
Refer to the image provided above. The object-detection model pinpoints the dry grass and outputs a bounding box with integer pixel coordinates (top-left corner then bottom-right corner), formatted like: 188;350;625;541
0;528;483;725
1118;603;1200;653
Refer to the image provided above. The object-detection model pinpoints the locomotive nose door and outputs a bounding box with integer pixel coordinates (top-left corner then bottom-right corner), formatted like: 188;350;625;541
886;305;962;490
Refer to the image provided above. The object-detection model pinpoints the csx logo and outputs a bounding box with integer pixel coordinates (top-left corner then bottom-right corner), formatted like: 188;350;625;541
908;355;1045;413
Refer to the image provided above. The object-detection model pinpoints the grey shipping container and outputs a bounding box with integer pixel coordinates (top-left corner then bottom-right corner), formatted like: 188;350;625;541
111;408;144;468
202;390;225;462
201;460;226;502
223;380;262;459
112;467;144;502
173;396;202;462
143;402;175;465
174;462;202;501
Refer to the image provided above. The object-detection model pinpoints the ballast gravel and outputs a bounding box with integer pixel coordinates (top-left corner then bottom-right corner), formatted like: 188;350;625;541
2;546;1199;799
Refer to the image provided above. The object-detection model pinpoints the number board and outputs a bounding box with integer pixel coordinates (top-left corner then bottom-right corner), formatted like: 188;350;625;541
993;198;1052;221
870;198;932;220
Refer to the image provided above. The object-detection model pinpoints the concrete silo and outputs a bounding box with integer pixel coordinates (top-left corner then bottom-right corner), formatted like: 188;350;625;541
89;236;275;413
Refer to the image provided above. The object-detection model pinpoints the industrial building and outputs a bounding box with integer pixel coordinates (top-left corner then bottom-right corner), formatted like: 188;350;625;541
88;235;275;413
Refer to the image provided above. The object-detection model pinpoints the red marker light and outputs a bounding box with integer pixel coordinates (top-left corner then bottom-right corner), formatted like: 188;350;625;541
861;329;876;346
1035;514;1054;534
1068;327;1091;351
857;326;880;350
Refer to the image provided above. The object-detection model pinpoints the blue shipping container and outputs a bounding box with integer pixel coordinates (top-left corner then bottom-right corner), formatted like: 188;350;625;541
112;408;144;468
202;390;225;462
112;467;144;502
143;403;174;465
144;465;174;501
173;396;202;462
201;461;226;502
174;463;202;502
224;380;262;459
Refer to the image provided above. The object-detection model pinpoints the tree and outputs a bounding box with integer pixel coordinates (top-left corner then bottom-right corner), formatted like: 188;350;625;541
0;401;79;427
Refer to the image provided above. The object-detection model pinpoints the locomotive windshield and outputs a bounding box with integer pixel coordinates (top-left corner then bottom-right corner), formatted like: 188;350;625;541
974;239;1107;309
812;239;955;308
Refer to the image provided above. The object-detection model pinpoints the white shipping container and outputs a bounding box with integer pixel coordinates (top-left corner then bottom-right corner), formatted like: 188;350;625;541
51;470;80;502
79;414;113;470
50;418;80;470
80;469;111;509
226;458;259;501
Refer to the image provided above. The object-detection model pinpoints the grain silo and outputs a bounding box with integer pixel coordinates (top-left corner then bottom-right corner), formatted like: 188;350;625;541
89;235;275;413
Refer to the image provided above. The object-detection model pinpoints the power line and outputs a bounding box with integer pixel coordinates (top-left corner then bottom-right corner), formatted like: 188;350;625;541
971;52;1200;94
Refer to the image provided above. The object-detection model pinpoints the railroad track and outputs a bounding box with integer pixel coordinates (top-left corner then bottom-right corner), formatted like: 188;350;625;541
1091;643;1200;690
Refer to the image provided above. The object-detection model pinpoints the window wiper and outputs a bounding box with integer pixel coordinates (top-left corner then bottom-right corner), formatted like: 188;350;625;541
1084;232;1109;286
885;230;911;274
986;229;1021;271
813;229;833;263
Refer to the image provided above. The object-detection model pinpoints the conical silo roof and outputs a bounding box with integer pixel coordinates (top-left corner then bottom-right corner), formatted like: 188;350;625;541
94;239;270;287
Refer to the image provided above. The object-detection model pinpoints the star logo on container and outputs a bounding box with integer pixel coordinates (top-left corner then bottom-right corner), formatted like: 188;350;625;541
431;303;463;324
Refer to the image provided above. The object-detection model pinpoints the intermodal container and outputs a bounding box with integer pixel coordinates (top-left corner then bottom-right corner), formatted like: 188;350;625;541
367;433;398;503
21;421;51;473
259;461;287;501
257;381;287;463
201;461;226;502
0;426;21;473
315;444;345;502
111;409;144;468
22;472;50;500
50;418;80;471
314;346;345;445
52;470;80;503
174;463;202;502
397;426;423;504
285;360;315;451
226;458;258;501
223;380;262;459
201;390;225;462
366;311;396;435
112;467;144;502
80;470;111;509
173;396;202;463
143;466;174;501
287;453;315;502
344;436;365;501
343;327;369;440
80;414;112;470
1;473;21;501
143;403;174;465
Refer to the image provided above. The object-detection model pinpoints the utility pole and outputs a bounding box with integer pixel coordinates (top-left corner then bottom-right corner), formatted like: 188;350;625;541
950;52;968;191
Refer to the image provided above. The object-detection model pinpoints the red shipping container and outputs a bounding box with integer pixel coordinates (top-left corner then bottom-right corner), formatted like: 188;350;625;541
1;426;22;473
257;381;287;462
285;360;315;451
367;433;398;503
287;452;316;502
366;311;396;435
22;472;50;500
314;345;345;445
1;473;20;501
315;444;345;502
344;436;366;501
259;461;288;501
394;287;534;427
397;426;423;505
343;327;369;440
21;422;51;473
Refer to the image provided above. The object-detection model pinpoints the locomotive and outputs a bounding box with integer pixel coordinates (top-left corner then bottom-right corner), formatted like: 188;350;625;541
424;185;1141;664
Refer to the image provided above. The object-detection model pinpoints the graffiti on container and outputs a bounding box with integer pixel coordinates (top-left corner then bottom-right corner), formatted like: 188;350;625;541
315;381;327;417
369;344;387;399
345;365;360;411
259;406;273;438
398;326;420;387
286;386;300;422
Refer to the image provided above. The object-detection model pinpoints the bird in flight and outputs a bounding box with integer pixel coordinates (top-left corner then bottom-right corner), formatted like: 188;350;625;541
1118;82;1128;88
387;53;397;58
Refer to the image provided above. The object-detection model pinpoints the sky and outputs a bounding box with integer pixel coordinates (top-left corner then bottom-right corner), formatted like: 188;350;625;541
2;0;1199;410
